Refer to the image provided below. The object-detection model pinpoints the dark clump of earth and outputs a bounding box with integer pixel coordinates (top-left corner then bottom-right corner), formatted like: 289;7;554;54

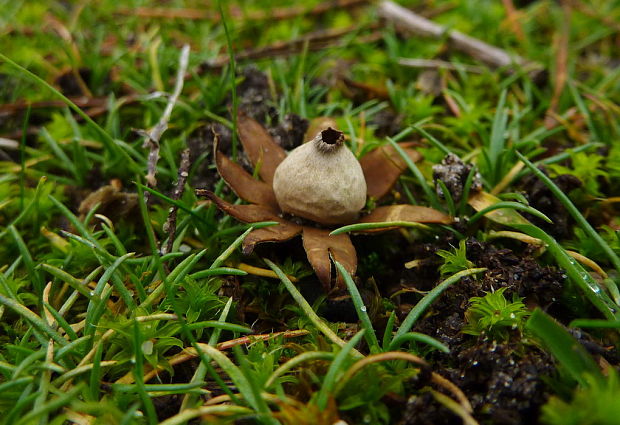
433;153;483;203
236;66;309;149
369;108;403;138
187;122;234;189
269;112;309;150
237;66;276;124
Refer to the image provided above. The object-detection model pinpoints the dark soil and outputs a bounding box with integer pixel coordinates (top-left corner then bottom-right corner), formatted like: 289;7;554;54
395;238;561;423
519;170;582;240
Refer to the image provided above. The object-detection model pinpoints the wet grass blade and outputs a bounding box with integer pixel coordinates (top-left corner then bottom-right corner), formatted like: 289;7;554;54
517;152;620;274
131;321;158;425
512;223;620;320
335;261;380;352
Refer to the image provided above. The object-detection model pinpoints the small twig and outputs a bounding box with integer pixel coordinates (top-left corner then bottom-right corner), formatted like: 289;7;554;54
141;44;190;199
162;148;191;255
378;1;544;78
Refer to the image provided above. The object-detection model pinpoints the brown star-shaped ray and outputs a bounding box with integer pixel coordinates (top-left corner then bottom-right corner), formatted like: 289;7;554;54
197;112;451;292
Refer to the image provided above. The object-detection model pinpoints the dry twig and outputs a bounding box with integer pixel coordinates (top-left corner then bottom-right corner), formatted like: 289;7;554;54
162;148;191;255
378;0;543;78
399;58;485;73
139;44;190;197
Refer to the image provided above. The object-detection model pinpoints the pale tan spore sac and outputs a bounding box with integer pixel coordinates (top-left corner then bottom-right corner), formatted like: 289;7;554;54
272;128;367;225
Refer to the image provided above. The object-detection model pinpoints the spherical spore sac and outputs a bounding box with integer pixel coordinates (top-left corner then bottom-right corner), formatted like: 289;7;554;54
272;128;367;225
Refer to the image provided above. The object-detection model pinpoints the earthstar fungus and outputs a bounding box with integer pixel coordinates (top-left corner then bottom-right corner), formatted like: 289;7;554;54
197;113;451;292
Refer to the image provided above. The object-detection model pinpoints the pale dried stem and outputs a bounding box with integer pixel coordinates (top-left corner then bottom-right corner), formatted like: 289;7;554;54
378;0;544;79
162;148;191;254
141;44;190;198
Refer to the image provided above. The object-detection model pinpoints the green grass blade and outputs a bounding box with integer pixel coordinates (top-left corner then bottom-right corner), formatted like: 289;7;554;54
330;221;431;236
209;227;254;269
468;201;552;225
0;295;68;349
382;311;397;351
265;258;358;354
568;81;600;143
265;351;334;389
386;136;442;210
195;344;264;417
569;319;620;329
335;261;380;352
16;384;82;425
190;267;248;279
388;332;450;353
488;89;508;184
512;223;620;320
43;302;78;341
19;104;30;210
436;180;456;217
412;125;452;155
0;176;47;240
526;308;603;387
316;330;365;410
8;226;43;300
38;264;94;301
516;151;620;274
131;321;158;425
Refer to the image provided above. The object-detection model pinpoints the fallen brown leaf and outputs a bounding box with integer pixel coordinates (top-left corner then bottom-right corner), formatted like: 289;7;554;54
360;142;422;199
237;112;287;185
357;204;452;232
242;224;303;255
215;147;279;210
302;226;356;291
